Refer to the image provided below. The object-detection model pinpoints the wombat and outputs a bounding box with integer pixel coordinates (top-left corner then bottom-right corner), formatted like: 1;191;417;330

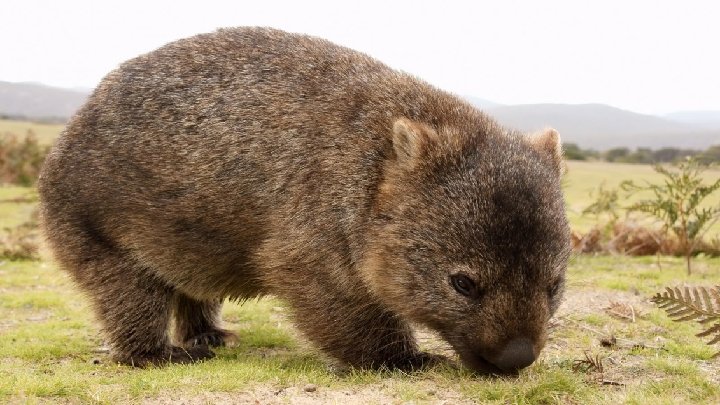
38;27;570;374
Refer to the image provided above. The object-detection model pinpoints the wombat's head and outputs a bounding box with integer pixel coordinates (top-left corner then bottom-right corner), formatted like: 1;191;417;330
361;117;570;375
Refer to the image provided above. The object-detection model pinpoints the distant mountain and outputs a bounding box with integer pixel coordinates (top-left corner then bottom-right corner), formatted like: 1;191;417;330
463;96;503;111
0;81;89;121
484;103;720;150
664;110;720;129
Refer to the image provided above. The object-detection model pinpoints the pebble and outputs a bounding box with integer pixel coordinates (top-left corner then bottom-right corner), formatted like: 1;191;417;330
304;384;317;393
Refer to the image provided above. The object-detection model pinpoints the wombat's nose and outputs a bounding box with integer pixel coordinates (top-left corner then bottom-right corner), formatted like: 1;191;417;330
493;337;536;372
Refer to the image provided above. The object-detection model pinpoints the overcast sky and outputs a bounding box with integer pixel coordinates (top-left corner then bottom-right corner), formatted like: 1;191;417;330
4;0;719;114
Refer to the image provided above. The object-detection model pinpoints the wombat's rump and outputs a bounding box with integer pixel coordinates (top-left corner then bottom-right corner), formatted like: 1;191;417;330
38;27;570;373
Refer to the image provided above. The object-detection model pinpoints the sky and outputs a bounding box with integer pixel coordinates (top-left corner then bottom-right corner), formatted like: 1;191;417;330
3;0;720;114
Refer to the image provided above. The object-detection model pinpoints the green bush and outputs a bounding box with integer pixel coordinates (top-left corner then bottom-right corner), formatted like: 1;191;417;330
622;158;720;274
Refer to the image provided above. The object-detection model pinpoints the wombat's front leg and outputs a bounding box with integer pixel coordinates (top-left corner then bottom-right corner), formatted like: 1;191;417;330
287;290;441;370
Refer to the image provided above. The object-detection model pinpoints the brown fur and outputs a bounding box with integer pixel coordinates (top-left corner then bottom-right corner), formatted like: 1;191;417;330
38;27;570;373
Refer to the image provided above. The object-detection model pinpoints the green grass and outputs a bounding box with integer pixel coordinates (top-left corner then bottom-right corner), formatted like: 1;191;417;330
1;256;719;403
0;186;37;229
0;118;64;146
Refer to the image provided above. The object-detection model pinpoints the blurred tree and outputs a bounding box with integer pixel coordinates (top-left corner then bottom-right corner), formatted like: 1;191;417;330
563;143;586;160
697;145;720;165
605;147;630;162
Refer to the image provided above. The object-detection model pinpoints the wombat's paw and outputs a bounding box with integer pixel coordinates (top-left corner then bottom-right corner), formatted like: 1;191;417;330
399;352;453;371
183;329;237;348
124;345;215;367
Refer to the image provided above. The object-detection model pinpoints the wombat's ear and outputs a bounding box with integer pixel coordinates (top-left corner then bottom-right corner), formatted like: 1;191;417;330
392;118;438;165
528;128;564;175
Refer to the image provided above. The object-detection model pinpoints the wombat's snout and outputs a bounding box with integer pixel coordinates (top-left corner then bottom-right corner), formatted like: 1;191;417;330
456;337;537;375
461;337;537;375
490;337;536;373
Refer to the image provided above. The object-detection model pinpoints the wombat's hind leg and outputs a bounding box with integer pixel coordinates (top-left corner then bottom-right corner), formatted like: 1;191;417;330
97;267;216;366
77;256;213;367
172;294;237;348
42;209;214;367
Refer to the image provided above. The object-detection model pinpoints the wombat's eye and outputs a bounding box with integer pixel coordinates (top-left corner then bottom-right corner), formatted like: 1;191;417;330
450;274;476;297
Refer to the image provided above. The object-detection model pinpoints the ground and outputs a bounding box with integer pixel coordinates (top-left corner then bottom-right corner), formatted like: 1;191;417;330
1;122;720;403
1;251;719;403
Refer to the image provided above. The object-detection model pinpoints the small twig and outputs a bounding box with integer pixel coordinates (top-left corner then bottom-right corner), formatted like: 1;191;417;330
601;380;625;386
605;302;638;323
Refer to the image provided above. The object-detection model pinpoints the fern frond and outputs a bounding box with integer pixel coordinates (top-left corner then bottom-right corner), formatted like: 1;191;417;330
651;285;720;357
696;323;720;338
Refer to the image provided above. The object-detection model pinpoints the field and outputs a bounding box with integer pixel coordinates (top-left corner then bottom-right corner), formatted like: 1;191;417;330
0;118;65;146
564;161;720;236
1;126;720;403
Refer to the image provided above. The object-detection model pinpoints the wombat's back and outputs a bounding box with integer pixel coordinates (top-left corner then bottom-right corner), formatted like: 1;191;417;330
39;27;485;298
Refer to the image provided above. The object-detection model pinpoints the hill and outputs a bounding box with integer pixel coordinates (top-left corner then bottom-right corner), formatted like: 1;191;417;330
463;96;503;110
664;110;720;129
0;81;88;122
484;103;720;150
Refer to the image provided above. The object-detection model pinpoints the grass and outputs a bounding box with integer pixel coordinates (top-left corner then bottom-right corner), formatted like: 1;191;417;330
1;256;719;403
0;118;64;146
0;187;38;230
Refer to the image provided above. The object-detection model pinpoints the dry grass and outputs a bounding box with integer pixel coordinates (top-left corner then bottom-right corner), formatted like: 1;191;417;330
572;219;720;257
0;204;40;260
0;132;49;186
0;222;40;260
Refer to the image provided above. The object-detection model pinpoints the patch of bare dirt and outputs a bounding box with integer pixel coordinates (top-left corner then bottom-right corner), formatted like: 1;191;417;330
557;288;649;319
145;383;475;405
